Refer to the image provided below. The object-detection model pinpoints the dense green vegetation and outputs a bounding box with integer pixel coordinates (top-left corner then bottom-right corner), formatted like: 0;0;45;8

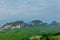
0;20;60;40
0;25;60;40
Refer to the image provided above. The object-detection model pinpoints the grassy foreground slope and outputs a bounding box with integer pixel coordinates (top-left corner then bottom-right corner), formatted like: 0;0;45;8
0;26;60;40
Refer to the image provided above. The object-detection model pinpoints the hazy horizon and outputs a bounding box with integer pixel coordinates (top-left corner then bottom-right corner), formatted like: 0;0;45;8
0;0;60;26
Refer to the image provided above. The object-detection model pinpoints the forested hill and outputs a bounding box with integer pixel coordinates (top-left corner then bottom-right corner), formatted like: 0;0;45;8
1;20;60;29
0;20;60;40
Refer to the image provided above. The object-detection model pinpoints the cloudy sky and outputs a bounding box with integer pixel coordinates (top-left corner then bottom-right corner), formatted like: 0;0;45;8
0;0;60;26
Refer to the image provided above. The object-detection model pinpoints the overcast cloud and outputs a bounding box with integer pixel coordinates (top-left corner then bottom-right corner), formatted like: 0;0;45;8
0;0;60;26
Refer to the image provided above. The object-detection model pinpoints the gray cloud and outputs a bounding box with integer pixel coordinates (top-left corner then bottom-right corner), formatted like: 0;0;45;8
0;0;60;25
0;0;48;20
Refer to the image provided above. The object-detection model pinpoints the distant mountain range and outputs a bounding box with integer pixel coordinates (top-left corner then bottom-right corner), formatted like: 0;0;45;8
0;20;60;29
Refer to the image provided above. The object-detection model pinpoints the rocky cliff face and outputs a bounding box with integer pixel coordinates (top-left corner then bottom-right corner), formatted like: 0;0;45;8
2;21;24;29
1;20;43;29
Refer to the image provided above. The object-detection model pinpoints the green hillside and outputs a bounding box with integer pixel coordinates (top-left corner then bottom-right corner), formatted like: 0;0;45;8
0;25;60;40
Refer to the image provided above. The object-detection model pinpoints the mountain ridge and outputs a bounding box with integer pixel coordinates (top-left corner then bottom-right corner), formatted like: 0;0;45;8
1;20;60;29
